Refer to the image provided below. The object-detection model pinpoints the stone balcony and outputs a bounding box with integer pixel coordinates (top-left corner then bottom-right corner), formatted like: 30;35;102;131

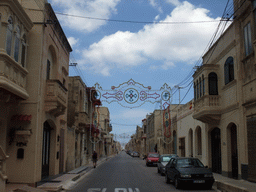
77;112;89;129
45;80;67;117
193;95;222;124
0;52;29;101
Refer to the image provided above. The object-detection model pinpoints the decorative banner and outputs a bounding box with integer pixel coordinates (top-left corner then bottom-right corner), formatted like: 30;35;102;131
163;105;171;138
93;79;172;109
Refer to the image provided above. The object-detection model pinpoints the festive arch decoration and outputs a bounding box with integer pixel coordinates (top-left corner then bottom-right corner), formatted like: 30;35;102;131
93;79;173;138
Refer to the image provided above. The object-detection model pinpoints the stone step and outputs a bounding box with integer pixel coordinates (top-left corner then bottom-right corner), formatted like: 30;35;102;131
13;186;46;192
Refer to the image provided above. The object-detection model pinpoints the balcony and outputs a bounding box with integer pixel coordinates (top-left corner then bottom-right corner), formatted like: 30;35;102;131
77;112;89;128
45;80;67;117
0;52;29;101
108;123;112;132
193;95;222;124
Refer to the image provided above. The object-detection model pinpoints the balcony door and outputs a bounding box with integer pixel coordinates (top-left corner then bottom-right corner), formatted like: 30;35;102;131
42;121;51;179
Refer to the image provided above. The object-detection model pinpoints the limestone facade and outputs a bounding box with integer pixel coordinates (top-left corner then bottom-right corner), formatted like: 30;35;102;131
0;0;73;188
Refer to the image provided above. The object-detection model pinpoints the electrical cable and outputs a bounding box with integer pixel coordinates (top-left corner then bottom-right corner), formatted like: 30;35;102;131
54;12;227;25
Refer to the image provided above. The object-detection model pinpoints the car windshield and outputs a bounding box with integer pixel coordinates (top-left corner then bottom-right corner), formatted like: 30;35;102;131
176;158;204;168
162;156;172;162
148;154;159;158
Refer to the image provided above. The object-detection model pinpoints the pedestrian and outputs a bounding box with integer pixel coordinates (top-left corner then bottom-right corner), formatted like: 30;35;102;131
92;150;98;168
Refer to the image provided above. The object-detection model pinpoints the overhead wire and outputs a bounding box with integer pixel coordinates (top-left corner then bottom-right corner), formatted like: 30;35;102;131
54;12;228;25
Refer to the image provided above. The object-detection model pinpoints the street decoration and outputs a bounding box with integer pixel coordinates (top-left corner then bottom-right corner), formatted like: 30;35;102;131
93;79;172;109
93;79;173;138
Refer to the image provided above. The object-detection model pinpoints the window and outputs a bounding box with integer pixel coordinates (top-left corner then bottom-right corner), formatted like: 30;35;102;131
253;0;256;30
6;17;13;56
46;60;51;80
202;75;205;95
196;80;199;99
194;82;196;100
21;35;27;67
209;72;218;95
224;57;234;85
199;77;202;97
244;22;253;56
14;26;21;62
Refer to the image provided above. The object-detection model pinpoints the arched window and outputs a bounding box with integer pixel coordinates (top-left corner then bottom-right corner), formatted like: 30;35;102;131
224;57;234;85
14;26;21;62
202;75;205;95
6;17;13;56
21;35;27;67
209;72;218;95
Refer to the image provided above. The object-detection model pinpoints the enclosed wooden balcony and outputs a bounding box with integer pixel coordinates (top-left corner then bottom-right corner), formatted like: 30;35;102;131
0;53;29;101
77;112;89;128
193;95;222;124
45;80;67;117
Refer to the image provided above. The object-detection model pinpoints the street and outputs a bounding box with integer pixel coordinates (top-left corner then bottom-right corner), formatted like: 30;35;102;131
67;151;216;192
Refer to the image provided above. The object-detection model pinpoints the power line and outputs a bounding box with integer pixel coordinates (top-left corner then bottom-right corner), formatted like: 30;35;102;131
55;12;229;25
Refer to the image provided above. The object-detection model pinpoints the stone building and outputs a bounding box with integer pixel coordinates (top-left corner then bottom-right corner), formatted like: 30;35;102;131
0;0;72;188
67;76;90;171
193;0;256;180
98;107;112;157
0;0;33;190
176;100;207;165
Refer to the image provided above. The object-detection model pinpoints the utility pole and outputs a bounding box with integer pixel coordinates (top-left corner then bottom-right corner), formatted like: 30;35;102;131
174;85;183;104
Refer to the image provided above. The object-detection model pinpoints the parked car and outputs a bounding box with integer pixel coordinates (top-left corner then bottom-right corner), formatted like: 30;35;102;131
157;154;178;175
165;157;214;189
132;152;140;157
145;152;160;166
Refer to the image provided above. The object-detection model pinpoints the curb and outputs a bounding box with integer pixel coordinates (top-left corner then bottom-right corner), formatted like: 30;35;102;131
215;180;249;192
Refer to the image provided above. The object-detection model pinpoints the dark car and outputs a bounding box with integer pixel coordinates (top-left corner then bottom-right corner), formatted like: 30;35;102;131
157;154;178;176
145;152;160;166
165;157;214;189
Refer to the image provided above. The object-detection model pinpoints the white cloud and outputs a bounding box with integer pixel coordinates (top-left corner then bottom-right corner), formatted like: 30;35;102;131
80;1;220;76
50;0;121;32
68;37;79;47
165;0;181;6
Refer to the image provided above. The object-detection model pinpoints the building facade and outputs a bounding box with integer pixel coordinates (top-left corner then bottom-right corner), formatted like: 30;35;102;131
0;0;33;190
0;0;72;188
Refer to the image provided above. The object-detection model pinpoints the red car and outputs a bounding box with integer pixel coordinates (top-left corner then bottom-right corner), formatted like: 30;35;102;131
146;152;160;166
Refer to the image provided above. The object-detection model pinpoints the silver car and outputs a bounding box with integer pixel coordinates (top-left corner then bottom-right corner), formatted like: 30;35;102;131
157;154;178;176
132;152;140;157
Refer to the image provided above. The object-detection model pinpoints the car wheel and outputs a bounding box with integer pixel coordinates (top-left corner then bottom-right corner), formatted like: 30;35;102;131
157;167;160;173
146;163;149;167
174;177;180;189
160;170;165;176
165;174;170;184
207;184;213;190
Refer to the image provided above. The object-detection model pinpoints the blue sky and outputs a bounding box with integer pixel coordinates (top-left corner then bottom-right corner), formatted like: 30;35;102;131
49;0;230;147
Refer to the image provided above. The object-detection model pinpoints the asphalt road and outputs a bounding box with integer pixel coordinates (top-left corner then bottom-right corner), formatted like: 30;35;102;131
67;151;216;192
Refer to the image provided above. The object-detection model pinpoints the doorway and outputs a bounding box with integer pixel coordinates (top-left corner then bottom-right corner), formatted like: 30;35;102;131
230;124;238;178
211;128;222;173
59;129;65;173
42;122;51;179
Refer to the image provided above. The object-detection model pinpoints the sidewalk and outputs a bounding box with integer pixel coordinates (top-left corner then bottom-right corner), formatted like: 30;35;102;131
5;155;115;192
213;173;256;192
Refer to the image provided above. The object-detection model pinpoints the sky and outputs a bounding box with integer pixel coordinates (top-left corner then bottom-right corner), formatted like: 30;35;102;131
48;0;231;147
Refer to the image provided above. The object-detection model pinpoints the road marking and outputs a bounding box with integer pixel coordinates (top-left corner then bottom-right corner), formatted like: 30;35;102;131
87;188;139;192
